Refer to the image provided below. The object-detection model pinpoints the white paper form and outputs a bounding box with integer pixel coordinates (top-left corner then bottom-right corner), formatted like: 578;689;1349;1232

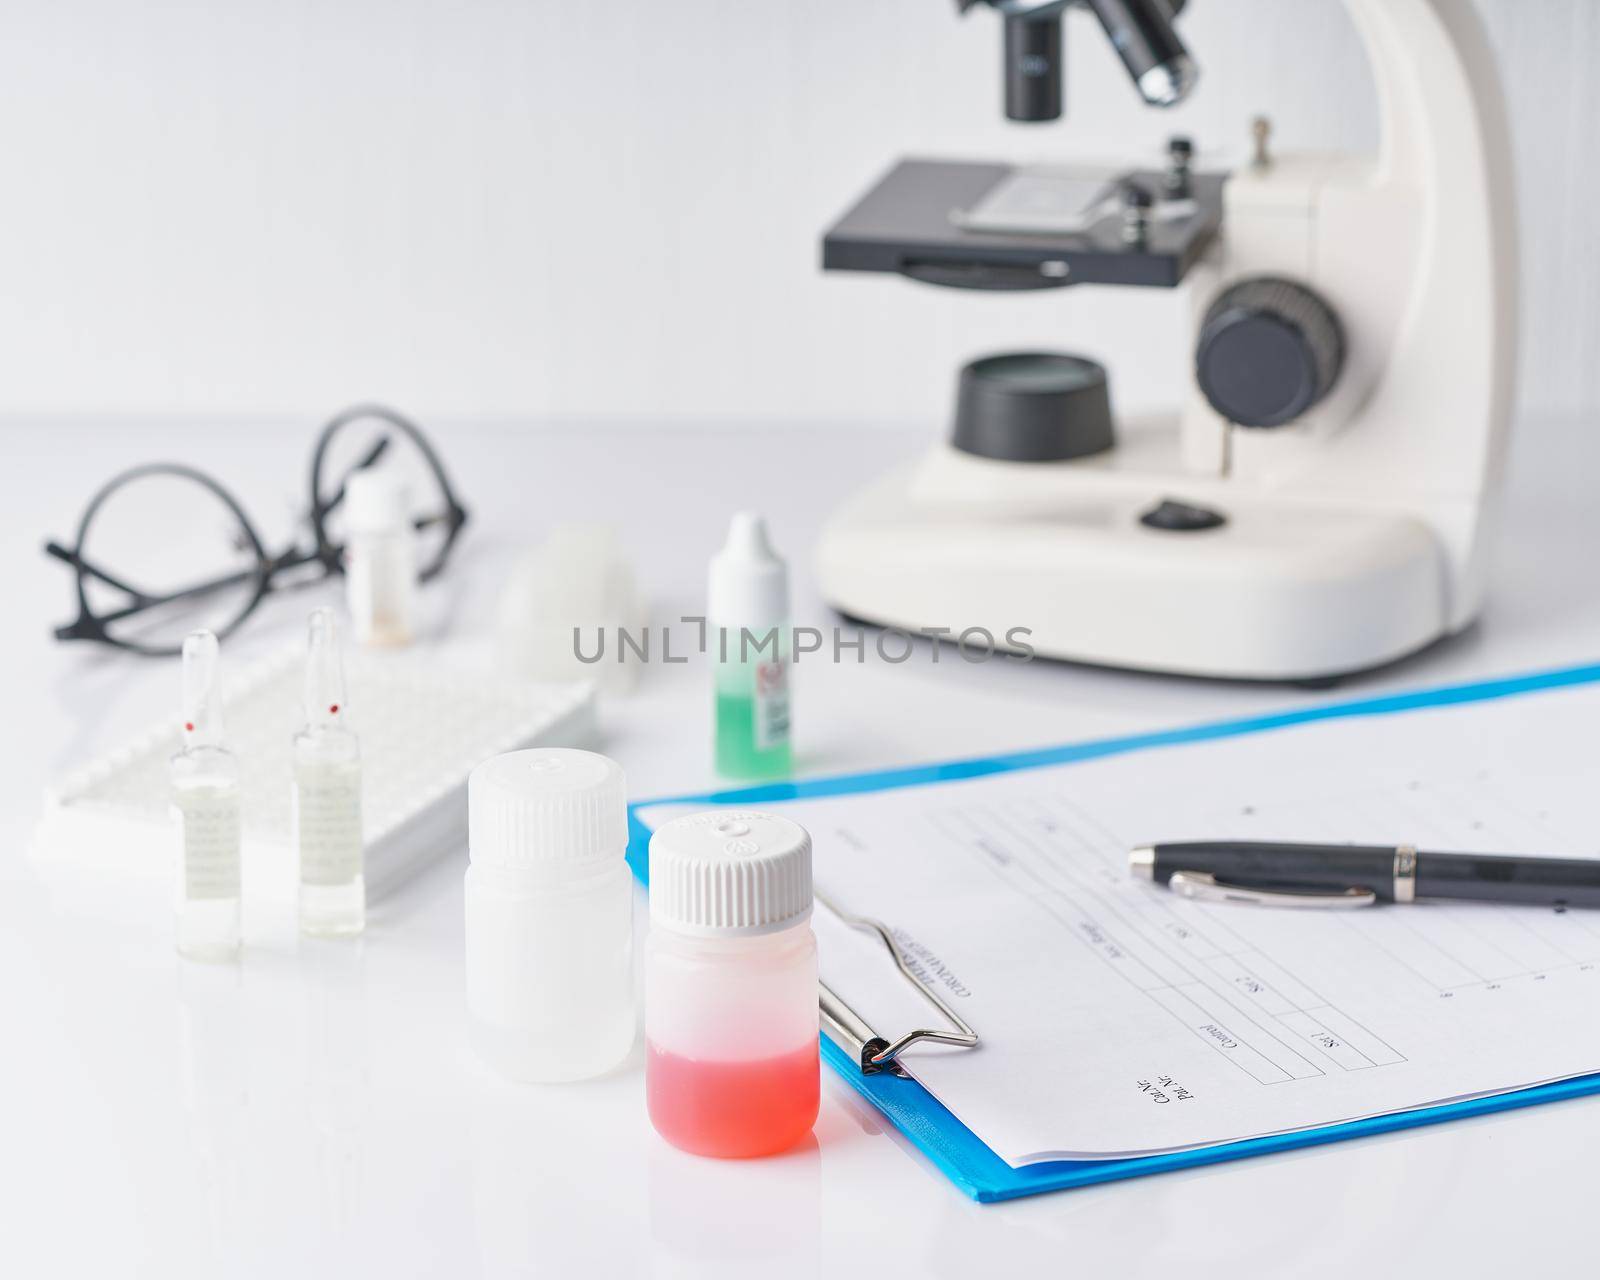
637;680;1600;1165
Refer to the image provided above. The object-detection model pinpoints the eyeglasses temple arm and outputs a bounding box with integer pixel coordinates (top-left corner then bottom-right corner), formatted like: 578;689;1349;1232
91;568;258;626
87;546;320;627
44;541;158;602
412;508;465;532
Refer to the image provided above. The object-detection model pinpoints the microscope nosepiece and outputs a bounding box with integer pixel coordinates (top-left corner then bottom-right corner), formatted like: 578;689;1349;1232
965;0;1196;119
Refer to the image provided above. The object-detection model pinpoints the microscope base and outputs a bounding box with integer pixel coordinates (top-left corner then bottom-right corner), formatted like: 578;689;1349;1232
816;458;1456;683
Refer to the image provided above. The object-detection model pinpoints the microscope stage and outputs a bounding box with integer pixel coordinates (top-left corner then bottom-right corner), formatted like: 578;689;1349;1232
822;158;1224;290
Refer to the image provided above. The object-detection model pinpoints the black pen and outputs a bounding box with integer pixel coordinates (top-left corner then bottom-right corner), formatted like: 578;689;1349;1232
1130;841;1600;910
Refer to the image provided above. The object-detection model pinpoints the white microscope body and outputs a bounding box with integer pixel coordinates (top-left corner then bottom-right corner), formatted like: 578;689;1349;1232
817;0;1517;681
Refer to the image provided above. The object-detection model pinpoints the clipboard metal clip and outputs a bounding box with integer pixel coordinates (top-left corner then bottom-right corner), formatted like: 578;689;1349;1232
817;891;979;1077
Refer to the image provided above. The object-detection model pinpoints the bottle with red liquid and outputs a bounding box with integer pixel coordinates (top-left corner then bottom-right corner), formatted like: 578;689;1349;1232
646;811;818;1158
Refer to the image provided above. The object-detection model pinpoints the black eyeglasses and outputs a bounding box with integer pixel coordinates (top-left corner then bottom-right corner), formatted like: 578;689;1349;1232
44;404;469;656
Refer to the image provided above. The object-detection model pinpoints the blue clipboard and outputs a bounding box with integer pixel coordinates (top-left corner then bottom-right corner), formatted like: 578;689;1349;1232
626;660;1600;1202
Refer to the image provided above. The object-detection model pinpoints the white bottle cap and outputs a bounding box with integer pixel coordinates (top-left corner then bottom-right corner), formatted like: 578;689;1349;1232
648;810;812;937
344;468;411;533
469;749;628;872
708;512;788;629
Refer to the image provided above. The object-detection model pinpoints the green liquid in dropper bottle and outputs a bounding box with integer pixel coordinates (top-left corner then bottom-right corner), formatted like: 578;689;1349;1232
709;513;792;781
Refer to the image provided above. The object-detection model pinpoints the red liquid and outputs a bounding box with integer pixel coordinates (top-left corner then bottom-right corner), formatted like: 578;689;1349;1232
646;1040;820;1158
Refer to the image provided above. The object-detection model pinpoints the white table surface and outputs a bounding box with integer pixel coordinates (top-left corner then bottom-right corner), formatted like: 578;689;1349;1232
4;415;1597;1278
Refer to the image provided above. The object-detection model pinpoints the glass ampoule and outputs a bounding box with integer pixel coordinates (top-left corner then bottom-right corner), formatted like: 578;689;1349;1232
293;608;365;937
171;629;242;962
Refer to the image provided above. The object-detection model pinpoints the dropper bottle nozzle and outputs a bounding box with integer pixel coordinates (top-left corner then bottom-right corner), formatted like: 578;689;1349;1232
180;629;226;749
304;607;348;730
709;511;788;627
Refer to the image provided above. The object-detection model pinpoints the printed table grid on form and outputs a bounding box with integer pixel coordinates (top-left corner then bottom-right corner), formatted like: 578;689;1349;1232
931;799;1406;1087
925;762;1600;1087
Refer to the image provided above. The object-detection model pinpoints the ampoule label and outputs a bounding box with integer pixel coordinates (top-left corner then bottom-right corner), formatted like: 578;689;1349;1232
294;762;364;886
753;659;791;752
174;788;242;900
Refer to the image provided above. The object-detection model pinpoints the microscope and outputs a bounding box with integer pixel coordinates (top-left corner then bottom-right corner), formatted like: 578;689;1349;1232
816;0;1517;682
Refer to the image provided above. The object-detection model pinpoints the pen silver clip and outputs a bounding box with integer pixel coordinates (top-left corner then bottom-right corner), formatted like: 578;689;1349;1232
1167;870;1377;909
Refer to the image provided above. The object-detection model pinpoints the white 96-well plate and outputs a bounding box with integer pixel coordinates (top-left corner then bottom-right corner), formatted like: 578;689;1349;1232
36;649;595;904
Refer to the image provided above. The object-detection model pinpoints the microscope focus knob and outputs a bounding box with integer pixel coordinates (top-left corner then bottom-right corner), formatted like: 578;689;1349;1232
1195;277;1344;428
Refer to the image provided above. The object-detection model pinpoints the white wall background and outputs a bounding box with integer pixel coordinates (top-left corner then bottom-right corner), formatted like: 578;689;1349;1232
0;0;1594;426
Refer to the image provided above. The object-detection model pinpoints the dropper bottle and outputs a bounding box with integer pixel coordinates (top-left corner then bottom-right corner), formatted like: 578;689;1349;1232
170;629;242;962
710;512;792;780
293;608;365;937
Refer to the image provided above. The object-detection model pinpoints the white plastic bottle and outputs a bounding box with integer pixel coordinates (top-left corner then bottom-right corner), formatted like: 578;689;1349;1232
465;748;635;1082
293;608;365;937
343;468;417;647
645;810;818;1158
170;629;242;962
710;513;792;780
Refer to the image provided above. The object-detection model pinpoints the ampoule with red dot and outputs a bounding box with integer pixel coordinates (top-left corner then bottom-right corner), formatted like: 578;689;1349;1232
293;608;365;937
170;629;242;962
646;811;819;1158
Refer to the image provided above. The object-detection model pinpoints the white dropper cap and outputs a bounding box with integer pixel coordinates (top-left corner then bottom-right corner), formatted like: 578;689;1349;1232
468;749;629;874
647;810;813;937
303;607;349;730
180;629;226;749
708;512;788;629
344;468;410;534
